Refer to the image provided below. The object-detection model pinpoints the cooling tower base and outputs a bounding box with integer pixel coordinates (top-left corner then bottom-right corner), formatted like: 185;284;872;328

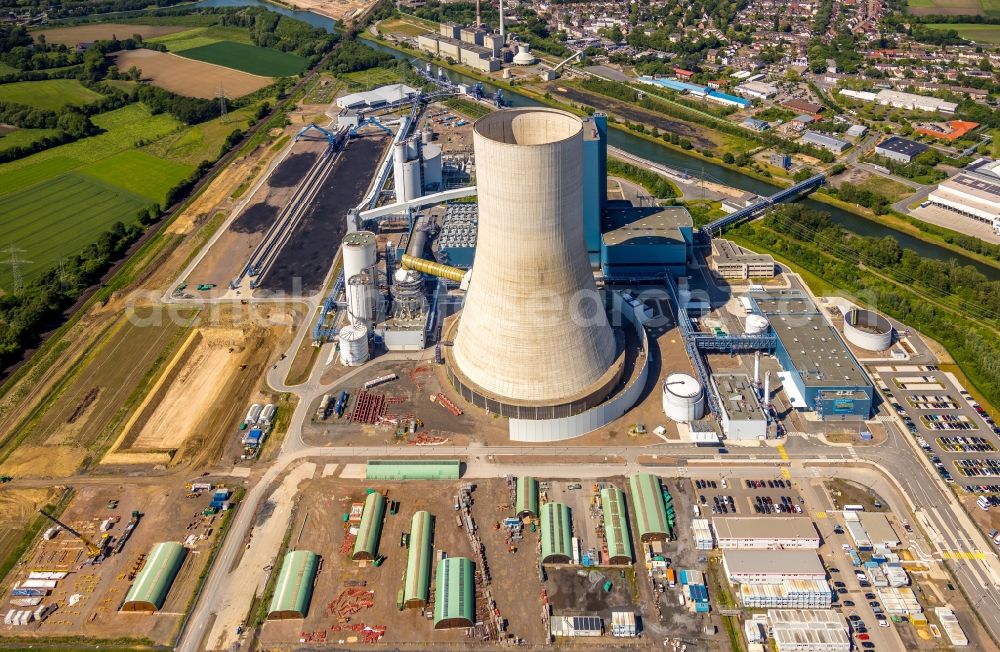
441;314;626;420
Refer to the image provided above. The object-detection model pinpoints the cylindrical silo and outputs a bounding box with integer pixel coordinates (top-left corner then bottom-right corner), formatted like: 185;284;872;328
662;373;705;423
421;144;442;191
338;323;370;366
450;108;616;405
346;272;375;326
342;231;377;281
744;314;769;336
401;158;423;202
392;142;408;202
421;128;434;145
843;308;893;351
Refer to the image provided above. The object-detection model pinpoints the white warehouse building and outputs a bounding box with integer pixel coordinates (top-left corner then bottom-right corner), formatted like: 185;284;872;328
713;517;820;550
723;550;826;584
768;609;851;652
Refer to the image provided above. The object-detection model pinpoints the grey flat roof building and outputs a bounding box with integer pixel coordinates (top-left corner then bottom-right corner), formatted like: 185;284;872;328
724;550;826;584
801;131;850;153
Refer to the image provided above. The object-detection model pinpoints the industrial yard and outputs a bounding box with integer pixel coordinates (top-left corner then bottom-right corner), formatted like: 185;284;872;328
0;482;234;645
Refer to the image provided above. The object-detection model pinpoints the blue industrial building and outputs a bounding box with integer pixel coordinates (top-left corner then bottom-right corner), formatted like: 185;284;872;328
750;290;873;420
600;205;693;279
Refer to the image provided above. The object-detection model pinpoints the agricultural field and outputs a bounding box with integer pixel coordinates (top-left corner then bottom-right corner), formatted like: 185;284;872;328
147;25;253;52
0;127;59;154
112;49;274;98
925;22;1000;42
908;0;999;15
179;41;308;77
0;173;148;288
0;79;104;110
36;22;189;45
80;150;193;202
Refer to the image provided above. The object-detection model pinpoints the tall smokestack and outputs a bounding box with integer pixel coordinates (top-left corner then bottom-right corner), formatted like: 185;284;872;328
476;0;481;28
446;109;618;410
754;351;760;385
499;0;505;38
763;372;771;407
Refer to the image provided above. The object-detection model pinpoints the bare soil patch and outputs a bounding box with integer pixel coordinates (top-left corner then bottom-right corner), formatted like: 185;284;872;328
112;49;273;99
0;445;87;478
230;202;277;233
37;23;188;45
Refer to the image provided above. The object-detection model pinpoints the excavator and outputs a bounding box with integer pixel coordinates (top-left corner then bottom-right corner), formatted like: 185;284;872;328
37;509;105;559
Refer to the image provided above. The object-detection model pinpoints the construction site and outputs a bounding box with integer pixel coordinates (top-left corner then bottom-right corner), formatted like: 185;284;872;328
0;482;234;645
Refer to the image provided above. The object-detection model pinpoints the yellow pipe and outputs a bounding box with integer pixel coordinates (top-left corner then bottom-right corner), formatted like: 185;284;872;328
400;254;466;283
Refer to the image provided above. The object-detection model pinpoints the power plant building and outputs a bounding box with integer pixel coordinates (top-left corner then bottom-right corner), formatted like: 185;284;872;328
711;239;775;279
581;113;607;264
711;373;768;441
750;291;873;419
600;205;693;279
267;550;319;619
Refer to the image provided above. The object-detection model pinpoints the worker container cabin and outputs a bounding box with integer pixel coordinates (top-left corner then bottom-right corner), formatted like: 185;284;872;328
540;502;574;564
600;486;634;564
121;542;187;613
403;511;434;608
352;492;386;561
628;474;670;541
433;557;475;629
515;476;539;518
267;550;319;619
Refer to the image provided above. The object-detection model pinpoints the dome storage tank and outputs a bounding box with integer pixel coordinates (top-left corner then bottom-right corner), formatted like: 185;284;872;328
662;373;705;423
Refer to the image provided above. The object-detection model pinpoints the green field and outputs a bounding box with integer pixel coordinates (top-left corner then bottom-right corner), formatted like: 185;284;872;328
80;150;193;202
0;79;104;110
909;0;1000;14
148;25;253;52
0;104;183;196
0;62;16;75
179;41;307;76
142;106;254;166
925;23;1000;42
0;173;147;289
0;128;60;154
339;67;404;90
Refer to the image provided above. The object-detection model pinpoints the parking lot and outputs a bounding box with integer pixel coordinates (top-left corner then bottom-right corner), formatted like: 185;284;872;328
690;477;806;517
869;364;1000;488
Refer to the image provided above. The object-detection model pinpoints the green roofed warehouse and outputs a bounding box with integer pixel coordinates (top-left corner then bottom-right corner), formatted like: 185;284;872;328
366;460;460;480
121;542;187;613
433;556;475;629
352;491;386;561
267;550;319;619
516;476;539;518
628;474;669;541
404;511;434;608
540;502;574;564
600;486;634;564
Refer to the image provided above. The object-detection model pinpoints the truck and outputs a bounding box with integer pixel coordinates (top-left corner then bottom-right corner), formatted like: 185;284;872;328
666;568;677;588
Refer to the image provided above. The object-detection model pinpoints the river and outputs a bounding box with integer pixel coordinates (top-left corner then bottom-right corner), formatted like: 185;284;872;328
195;0;1000;279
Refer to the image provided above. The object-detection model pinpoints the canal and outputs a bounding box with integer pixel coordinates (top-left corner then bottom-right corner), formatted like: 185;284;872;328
196;0;1000;279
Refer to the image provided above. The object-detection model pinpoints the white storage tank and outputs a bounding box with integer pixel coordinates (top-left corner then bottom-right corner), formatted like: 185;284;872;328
512;43;537;65
339;323;370;366
843;308;893;351
421;143;443;191
744;314;769;336
342;231;377;281
346;272;375;326
662;373;705;423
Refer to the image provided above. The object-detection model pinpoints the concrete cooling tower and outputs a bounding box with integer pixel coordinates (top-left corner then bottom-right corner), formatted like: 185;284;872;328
446;108;620;416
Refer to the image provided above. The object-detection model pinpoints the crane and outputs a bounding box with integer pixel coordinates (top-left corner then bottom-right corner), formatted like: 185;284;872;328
37;509;103;558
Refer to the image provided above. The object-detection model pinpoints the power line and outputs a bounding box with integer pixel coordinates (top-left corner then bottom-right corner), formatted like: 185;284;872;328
1;244;30;294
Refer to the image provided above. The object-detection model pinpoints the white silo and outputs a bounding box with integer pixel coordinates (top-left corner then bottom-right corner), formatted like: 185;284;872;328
342;231;377;280
346;272;375;326
421;143;442;191
401;158;423;202
662;373;705;423
338;323;370;366
744;314;770;336
392;141;408;202
449;109;616;407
